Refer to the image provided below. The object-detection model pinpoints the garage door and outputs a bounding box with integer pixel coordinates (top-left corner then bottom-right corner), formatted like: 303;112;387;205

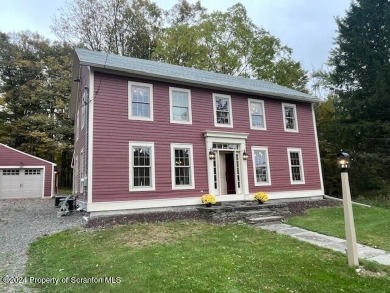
0;169;43;199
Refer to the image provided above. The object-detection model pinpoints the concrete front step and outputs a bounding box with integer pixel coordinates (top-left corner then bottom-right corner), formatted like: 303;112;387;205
244;210;273;215
247;215;284;224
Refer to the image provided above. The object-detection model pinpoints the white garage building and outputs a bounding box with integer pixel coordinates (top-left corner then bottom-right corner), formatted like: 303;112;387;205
0;143;56;199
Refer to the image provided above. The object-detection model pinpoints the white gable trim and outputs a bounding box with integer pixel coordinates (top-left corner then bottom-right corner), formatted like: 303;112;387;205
0;144;56;166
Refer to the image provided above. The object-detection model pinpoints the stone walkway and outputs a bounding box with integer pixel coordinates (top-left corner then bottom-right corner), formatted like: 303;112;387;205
259;223;390;266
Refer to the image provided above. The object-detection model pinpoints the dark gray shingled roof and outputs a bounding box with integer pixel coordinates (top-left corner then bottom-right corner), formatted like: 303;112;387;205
74;48;320;103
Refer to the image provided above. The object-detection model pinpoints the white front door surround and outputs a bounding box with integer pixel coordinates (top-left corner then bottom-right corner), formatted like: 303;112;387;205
204;131;249;199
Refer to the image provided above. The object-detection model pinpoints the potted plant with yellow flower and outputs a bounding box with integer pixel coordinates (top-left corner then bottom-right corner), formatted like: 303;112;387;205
201;193;217;207
254;191;269;204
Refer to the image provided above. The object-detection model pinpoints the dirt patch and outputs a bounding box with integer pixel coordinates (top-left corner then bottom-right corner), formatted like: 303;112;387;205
357;267;388;278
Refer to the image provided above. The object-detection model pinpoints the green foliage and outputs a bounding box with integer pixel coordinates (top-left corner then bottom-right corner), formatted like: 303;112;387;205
288;205;390;251
154;3;308;91
317;0;390;196
26;221;390;292
0;31;74;187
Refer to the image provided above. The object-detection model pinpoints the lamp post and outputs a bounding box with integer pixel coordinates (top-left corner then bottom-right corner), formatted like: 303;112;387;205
337;150;359;267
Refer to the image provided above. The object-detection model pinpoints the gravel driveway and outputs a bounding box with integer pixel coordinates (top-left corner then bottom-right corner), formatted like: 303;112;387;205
0;198;84;292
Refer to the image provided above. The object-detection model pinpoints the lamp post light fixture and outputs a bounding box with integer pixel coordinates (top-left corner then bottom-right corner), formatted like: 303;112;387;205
208;148;215;160
242;150;248;160
337;150;359;267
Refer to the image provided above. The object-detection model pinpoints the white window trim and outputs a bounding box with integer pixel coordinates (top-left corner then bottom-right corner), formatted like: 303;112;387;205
129;142;155;191
213;93;233;128
81;89;86;129
170;143;195;190
128;81;154;121
287;147;305;184
75;156;79;193
251;146;271;186
75;110;79;141
169;87;192;124
282;103;299;132
248;99;267;130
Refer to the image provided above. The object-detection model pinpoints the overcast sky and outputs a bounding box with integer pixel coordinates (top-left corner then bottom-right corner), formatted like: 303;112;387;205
0;0;352;73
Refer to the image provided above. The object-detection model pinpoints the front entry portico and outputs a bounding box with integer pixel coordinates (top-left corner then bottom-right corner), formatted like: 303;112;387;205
204;131;249;199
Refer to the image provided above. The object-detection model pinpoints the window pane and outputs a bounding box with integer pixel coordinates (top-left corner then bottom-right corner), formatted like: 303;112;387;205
216;97;229;111
132;86;150;103
173;107;188;121
284;106;296;129
290;151;302;181
254;150;268;184
173;91;188;107
174;147;191;186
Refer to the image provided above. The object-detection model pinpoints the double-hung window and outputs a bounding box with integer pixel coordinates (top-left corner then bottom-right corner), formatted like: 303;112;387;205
248;99;266;130
213;94;233;127
287;148;305;184
128;82;153;121
283;103;298;132
252;147;271;186
171;143;195;189
170;87;192;124
129;142;155;191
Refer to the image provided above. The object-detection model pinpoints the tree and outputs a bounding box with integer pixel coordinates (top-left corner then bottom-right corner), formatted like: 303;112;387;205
0;31;74;188
52;0;163;58
326;0;390;194
154;3;308;91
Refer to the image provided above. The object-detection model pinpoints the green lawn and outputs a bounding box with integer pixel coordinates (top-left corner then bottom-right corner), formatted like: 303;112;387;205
26;221;390;293
287;205;390;251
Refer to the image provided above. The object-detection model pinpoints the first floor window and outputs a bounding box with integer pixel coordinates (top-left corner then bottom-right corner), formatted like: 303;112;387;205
288;148;305;184
171;143;195;189
252;147;271;185
129;142;155;191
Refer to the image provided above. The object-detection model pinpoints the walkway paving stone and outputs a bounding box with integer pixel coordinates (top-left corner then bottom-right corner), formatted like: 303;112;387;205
259;223;390;266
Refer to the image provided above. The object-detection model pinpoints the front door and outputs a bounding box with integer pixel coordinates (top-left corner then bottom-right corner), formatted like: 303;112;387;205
225;153;236;194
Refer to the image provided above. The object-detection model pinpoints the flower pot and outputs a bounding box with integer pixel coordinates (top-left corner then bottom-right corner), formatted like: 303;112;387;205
206;203;212;207
257;200;264;205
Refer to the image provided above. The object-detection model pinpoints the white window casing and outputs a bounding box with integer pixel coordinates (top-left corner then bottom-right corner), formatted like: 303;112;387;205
75;110;79;141
169;87;192;124
213;93;233;128
248;99;266;130
129;142;155;191
282;103;299;132
287;147;305;184
128;81;154;121
252;146;271;186
170;143;195;190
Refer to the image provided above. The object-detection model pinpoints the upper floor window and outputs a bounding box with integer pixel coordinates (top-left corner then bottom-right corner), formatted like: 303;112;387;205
283;103;298;132
213;94;233;127
75;110;79;141
248;99;266;130
252;147;271;186
170;143;195;189
128;82;153;121
170;87;192;124
129;142;155;191
287;148;305;184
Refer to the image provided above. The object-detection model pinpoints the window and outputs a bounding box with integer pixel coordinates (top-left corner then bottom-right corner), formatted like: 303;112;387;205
213;94;233;127
252;147;271;186
287;148;305;184
129;142;155;191
171;144;195;189
25;169;41;175
170;87;192;124
128;82;153;121
81;89;87;129
283;103;298;132
248;99;266;130
3;169;19;175
80;149;84;179
75;110;79;141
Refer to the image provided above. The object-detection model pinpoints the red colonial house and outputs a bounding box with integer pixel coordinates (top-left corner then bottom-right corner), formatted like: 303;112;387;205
70;48;323;215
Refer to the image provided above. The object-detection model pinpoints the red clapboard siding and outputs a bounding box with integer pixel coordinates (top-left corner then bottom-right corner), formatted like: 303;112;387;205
91;71;321;202
0;144;55;197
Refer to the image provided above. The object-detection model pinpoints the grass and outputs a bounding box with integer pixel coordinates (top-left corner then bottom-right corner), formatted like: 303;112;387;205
26;221;390;293
287;205;390;251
